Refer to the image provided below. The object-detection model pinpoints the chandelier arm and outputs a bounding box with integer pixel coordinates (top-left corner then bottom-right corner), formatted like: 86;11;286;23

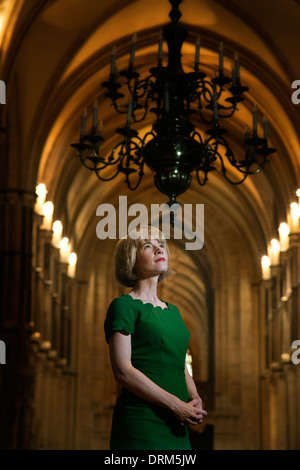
126;164;145;190
135;75;153;99
115;134;146;190
222;169;248;185
214;134;268;183
77;153;101;171
194;76;245;122
214;150;249;185
104;99;128;115
196;170;209;186
235;160;267;175
194;79;220;125
139;129;156;149
217;106;237;119
198;109;215;125
234;150;269;175
132;103;149;123
92;143;125;181
94;166;121;181
190;129;205;145
130;74;159;123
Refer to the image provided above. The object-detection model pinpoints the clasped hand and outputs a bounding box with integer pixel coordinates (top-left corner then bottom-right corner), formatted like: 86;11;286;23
172;398;207;426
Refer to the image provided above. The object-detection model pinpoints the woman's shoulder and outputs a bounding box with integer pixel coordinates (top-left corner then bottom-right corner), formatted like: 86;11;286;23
107;294;133;309
110;293;133;304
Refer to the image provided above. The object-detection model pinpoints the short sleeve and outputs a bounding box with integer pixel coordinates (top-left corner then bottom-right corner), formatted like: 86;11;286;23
104;297;136;343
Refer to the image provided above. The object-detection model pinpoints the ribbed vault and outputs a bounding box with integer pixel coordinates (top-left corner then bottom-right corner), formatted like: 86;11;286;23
1;0;300;448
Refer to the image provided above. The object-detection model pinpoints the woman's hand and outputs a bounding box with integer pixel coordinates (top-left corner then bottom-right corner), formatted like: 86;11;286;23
171;398;207;426
188;397;207;424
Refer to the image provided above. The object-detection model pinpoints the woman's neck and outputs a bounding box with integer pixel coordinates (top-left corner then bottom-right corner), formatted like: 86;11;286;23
130;278;159;302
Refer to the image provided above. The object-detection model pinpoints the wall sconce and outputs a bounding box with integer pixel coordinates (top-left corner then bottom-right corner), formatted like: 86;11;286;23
267;238;280;265
35;183;47;214
289;202;300;233
261;255;271;280
278;222;290;252
59;237;71;263
41;201;54;230
52;220;63;248
68;252;77;278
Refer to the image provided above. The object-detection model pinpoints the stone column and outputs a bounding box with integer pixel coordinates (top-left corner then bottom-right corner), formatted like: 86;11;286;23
0;188;36;449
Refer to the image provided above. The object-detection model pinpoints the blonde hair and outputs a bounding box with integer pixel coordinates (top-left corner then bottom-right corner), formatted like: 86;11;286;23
114;226;173;287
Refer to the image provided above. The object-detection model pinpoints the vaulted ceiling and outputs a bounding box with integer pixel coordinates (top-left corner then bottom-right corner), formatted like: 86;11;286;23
1;1;299;368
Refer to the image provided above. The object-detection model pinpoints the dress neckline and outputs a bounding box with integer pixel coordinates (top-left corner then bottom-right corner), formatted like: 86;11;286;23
123;294;170;311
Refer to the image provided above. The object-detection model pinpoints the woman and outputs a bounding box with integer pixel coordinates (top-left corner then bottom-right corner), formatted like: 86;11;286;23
104;226;207;450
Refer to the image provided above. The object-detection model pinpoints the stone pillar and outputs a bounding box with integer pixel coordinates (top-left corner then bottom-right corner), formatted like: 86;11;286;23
0;188;36;449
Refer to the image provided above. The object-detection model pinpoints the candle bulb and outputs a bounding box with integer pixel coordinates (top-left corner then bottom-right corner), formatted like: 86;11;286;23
92;100;98;132
97;121;103;137
263;115;268;140
42;201;54;230
279;222;290;252
80;108;88;139
268;238;280;265
127;95;133;123
261;255;271;280
52;220;63;248
129;33;137;67
110;45;117;78
195;36;201;68
59;237;71;263
253;103;258;135
234;51;240;81
35;183;47;214
213;94;218;120
158;30;163;63
68;252;77;278
290;202;300;232
219;41;224;74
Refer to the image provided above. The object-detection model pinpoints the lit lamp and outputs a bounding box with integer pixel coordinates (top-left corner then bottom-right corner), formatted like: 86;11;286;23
289;202;300;233
41;201;54;230
268;238;280;265
261;255;271;280
59;237;71;263
35;183;47;214
70;0;276;207
52;220;63;248
278;222;290;252
68;252;77;278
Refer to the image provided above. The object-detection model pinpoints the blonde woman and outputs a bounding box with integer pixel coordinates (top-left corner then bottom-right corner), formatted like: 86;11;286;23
104;226;207;450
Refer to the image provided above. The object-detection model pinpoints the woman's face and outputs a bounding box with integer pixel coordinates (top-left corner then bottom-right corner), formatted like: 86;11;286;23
134;239;168;280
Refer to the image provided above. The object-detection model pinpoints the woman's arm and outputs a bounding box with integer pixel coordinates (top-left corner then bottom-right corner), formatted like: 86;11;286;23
184;364;207;422
109;331;203;425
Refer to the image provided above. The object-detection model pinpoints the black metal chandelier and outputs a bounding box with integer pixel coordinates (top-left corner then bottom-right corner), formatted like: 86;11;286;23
71;0;275;205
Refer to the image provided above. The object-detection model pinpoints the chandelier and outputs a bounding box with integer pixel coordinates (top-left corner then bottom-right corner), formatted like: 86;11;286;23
71;0;275;206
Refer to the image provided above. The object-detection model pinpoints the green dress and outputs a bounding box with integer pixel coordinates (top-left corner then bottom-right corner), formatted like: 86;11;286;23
104;294;192;450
